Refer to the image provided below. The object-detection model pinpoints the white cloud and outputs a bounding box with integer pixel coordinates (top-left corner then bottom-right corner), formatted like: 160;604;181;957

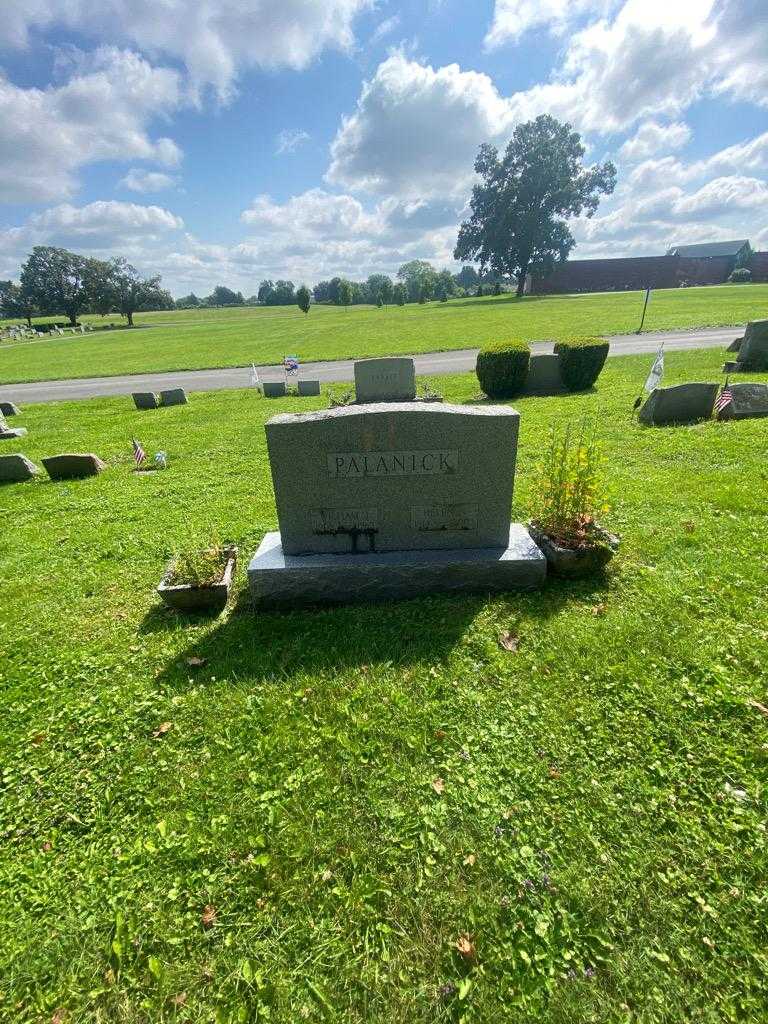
370;14;400;45
0;48;182;203
119;169;177;192
484;0;611;49
327;52;518;197
671;176;768;219
0;0;373;100
275;129;310;155
619;121;691;161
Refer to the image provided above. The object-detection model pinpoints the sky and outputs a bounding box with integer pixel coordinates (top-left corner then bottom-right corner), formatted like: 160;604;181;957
0;0;766;297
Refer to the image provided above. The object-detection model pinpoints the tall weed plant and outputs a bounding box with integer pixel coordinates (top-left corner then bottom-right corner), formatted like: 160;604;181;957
531;418;610;547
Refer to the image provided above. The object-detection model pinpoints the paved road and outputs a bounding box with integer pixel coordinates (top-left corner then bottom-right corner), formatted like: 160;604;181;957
0;326;739;405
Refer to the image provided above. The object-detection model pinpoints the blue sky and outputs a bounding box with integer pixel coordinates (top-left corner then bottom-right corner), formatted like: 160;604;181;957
0;0;766;296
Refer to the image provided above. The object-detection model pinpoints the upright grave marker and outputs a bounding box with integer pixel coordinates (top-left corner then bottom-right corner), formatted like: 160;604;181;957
354;358;416;403
248;392;545;606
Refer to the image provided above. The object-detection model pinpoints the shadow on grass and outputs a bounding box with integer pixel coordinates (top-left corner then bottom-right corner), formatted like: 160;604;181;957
150;569;611;689
463;385;598;406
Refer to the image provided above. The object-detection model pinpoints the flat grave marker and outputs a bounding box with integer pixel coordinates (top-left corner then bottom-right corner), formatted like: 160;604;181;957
354;358;416;403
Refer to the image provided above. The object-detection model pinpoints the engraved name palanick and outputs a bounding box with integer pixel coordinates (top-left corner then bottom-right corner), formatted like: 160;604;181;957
328;450;458;478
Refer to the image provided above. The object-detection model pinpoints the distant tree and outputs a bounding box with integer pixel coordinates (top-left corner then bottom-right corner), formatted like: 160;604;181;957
20;246;95;325
436;268;455;297
296;284;311;314
397;260;437;303
0;280;37;326
437;284;448;302
104;258;173;326
454;115;616;296
269;280;295;305
327;277;343;305
376;295;383;308
393;282;407;306
207;285;241;306
476;284;484;297
176;293;200;309
366;274;393;305
493;281;502;296
338;279;352;311
257;280;274;304
312;280;331;303
454;265;479;290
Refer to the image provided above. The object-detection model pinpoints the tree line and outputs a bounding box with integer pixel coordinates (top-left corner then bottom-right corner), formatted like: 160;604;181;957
0;247;174;327
2;116;617;325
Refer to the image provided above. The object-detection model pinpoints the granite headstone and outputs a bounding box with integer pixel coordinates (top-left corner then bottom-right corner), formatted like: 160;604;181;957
0;453;39;482
159;388;188;406
639;383;719;425
42;453;106;480
133;392;159;410
248;398;546;605
298;379;321;397
724;319;768;372
263;381;287;398
717;382;768;421
524;353;565;395
354;358;416;403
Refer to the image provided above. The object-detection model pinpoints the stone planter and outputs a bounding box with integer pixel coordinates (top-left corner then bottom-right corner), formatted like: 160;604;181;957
157;545;237;614
528;524;619;577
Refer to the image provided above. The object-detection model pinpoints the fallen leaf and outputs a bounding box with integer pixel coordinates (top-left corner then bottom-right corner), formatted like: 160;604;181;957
152;721;173;738
591;603;607;617
455;933;476;960
434;729;447;740
31;732;47;745
499;631;519;652
171;993;187;1006
748;699;768;717
51;1011;67;1024
185;656;207;667
682;520;696;533
702;936;715;949
42;841;52;852
463;853;477;866
432;778;445;795
548;765;561;779
201;904;217;928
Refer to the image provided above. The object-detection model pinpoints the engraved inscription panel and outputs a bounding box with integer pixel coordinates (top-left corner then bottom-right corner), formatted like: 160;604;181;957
310;507;379;533
411;503;478;532
328;450;458;478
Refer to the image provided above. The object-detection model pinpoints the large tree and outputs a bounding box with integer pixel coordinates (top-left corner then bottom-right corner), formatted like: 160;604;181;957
20;246;97;325
454;115;616;297
0;280;37;327
107;258;173;326
338;279;352;311
207;285;242;306
397;260;437;303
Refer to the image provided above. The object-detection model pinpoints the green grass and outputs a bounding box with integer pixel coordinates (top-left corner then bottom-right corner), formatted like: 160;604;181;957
1;284;767;385
2;348;767;1022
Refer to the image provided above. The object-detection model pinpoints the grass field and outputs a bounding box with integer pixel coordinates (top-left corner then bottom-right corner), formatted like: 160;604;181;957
2;347;767;1022
1;284;767;386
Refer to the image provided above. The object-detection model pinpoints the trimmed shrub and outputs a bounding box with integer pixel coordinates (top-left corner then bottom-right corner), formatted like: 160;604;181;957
476;340;530;398
554;336;610;392
729;267;752;283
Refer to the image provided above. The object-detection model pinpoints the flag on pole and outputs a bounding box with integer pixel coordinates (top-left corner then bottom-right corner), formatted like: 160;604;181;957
714;378;733;416
283;355;299;375
249;362;261;389
132;438;146;468
643;345;664;393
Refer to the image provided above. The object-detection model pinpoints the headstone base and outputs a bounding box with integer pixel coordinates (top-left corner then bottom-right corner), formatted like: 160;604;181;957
248;523;546;608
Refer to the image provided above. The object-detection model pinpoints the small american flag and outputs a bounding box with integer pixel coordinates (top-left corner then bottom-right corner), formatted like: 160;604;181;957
132;438;146;467
715;380;733;415
283;355;299;374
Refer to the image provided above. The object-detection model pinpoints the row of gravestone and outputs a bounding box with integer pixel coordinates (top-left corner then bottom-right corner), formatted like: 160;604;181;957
133;388;187;409
0;399;107;483
639;381;768;425
0;452;105;483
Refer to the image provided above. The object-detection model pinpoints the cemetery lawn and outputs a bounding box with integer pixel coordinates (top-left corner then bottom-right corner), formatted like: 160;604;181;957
2;282;768;385
3;346;768;1024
